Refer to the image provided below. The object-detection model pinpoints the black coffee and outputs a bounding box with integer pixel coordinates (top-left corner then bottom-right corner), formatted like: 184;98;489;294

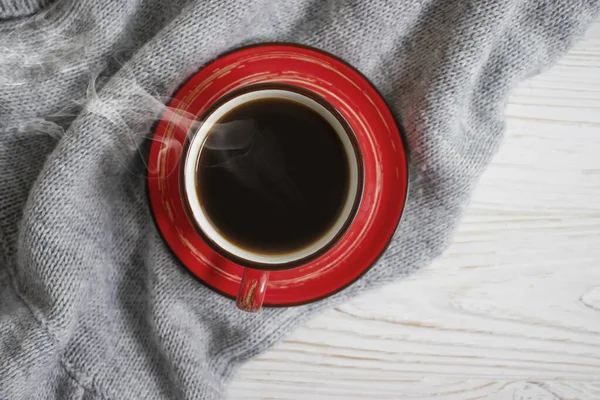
197;96;350;255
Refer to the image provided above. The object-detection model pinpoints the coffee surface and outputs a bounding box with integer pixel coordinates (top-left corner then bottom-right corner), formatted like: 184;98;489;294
197;97;350;255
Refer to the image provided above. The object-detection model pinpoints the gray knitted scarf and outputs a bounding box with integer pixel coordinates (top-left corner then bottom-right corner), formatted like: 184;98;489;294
1;0;598;399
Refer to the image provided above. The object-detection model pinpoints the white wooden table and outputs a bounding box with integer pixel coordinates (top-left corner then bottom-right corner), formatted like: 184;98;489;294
229;20;600;399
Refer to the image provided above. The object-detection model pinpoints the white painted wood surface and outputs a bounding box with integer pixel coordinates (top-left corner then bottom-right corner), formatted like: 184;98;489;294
228;20;600;400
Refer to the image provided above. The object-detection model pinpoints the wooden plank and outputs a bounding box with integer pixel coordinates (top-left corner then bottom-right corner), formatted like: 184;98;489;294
229;20;600;400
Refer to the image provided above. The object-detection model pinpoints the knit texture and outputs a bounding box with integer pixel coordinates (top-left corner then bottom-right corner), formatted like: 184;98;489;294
0;0;598;399
0;0;53;18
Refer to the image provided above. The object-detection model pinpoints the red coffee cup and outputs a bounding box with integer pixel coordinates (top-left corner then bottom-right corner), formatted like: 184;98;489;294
180;84;363;312
147;44;409;313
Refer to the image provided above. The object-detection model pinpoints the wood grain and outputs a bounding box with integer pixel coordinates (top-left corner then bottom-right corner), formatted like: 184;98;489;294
228;20;600;400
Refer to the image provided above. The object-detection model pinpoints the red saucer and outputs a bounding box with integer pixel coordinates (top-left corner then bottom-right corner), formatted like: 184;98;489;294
147;44;408;306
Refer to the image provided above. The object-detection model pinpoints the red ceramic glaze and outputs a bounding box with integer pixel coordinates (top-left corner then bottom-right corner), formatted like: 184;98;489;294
236;269;270;312
147;44;408;307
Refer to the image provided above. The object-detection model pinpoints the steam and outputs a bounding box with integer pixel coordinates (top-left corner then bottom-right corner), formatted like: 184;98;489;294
200;119;306;209
0;12;93;87
4;59;199;177
203;121;257;151
16;118;66;140
2;13;304;207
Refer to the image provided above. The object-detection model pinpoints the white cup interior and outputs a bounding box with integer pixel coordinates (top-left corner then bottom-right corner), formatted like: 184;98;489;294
183;88;361;265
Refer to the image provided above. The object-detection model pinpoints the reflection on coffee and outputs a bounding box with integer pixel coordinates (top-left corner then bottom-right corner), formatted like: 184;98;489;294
197;98;349;255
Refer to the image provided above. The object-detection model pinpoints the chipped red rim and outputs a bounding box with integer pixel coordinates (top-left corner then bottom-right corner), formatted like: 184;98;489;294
147;43;409;306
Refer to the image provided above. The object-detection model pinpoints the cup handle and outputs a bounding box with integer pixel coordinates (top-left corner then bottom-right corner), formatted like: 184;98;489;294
236;268;270;312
